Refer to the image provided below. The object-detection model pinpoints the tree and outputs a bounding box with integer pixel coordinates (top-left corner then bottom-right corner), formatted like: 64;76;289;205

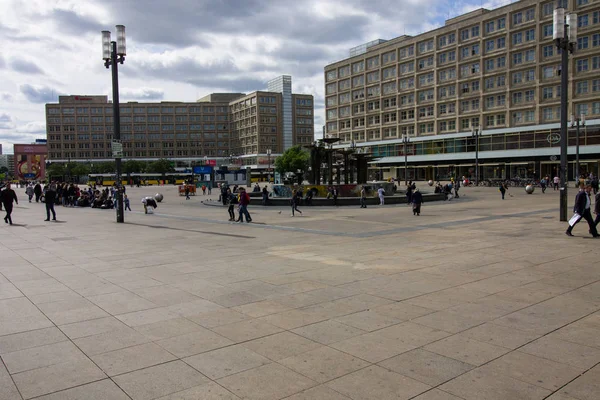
274;145;310;184
147;158;175;174
123;160;146;174
0;166;8;175
70;163;90;178
91;162;116;174
46;163;66;180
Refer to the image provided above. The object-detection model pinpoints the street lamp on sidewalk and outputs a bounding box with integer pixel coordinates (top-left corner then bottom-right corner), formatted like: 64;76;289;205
266;148;272;183
402;134;410;186
102;25;126;223
471;124;481;186
554;7;578;221
570;114;585;184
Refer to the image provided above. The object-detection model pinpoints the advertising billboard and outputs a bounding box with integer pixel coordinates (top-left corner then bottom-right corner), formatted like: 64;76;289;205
13;144;47;181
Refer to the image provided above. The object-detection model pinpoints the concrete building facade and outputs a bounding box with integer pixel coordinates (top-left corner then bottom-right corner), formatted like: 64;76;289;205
324;0;600;181
45;77;314;172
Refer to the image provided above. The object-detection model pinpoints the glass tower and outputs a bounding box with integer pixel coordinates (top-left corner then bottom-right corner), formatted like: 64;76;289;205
267;75;293;150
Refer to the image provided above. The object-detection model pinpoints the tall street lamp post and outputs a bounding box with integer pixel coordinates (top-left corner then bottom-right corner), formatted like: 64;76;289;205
554;8;577;221
102;25;126;223
402;135;410;186
570;114;585;184
266;148;272;183
471;125;481;186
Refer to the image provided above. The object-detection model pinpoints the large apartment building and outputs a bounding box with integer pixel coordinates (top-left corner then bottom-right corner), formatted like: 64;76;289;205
324;0;600;181
45;76;314;170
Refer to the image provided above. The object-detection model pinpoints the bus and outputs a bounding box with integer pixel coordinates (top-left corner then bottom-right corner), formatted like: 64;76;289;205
88;173;194;186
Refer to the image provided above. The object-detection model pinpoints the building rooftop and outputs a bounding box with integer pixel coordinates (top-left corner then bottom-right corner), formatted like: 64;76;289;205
196;93;246;103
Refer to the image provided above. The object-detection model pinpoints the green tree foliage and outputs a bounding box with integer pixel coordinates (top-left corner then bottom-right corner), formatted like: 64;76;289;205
274;145;310;184
69;163;90;177
46;163;66;179
123;160;146;174
0;166;8;174
147;158;175;174
91;162;116;174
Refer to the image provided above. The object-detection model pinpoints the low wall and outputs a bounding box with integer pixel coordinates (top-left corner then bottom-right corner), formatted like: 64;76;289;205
271;182;396;198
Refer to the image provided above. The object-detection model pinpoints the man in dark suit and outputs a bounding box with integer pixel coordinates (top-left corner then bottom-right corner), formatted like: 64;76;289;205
1;183;18;225
44;183;57;221
566;184;599;237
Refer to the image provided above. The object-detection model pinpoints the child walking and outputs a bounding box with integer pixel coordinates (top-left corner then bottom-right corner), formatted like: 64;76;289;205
124;194;131;211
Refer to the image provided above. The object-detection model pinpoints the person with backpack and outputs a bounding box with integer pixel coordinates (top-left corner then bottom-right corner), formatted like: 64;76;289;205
227;189;237;221
237;187;252;223
540;177;547;193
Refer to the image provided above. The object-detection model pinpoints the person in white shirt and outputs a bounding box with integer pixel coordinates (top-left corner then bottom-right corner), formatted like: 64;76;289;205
377;187;385;206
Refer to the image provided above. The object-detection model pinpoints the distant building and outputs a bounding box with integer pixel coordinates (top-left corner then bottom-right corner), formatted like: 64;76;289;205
13;144;47;181
0;143;3;155
45;76;314;174
0;154;15;176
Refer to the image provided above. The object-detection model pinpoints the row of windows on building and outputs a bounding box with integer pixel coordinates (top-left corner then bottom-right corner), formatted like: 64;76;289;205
47;115;229;124
48;106;230;115
327;4;597;81
326;48;599;96
48;124;230;132
331;101;600;137
49;150;227;159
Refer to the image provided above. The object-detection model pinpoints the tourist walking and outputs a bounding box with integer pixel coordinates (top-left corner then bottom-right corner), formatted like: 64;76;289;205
360;186;367;208
553;176;560;190
34;182;42;202
566;184;599;237
44;183;57;221
227;189;237;221
499;182;507;199
540;177;547;193
185;185;190;200
237;187;252;223
406;182;413;205
262;186;269;206
1;183;18;225
331;187;338;206
377;186;385;205
26;184;34;202
291;188;303;217
412;188;423;216
124;194;131;211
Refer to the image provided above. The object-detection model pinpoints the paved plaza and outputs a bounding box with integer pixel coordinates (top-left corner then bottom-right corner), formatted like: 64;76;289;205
0;185;599;400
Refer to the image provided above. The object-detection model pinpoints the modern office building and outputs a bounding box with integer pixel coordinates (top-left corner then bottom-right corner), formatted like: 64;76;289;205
324;0;600;181
45;76;314;172
0;154;15;176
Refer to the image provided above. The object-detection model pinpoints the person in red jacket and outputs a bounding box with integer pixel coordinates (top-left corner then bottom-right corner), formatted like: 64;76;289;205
237;187;252;223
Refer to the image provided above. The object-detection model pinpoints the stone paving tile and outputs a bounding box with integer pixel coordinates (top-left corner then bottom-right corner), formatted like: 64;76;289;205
134;317;205;341
480;351;584;391
156;328;233;358
183;344;270;380
0;327;67;354
59;316;129;339
12;358;106;399
0;282;23;300
460;322;540;349
326;365;431;400
241;331;321;361
333;310;401;332
378;348;475;386
291;320;367;345
217;363;317;400
411;388;466;400
555;364;600;400
74;326;152;356
519;336;600;369
91;342;177;376
258;308;329;330
114;360;210;400
423;334;510;366
280;346;370;383
34;379;130;400
3;340;88;374
232;300;291;317
284;385;351;400
155;381;240;399
0;358;21;400
211;318;284;343
187;308;250;329
439;367;552;400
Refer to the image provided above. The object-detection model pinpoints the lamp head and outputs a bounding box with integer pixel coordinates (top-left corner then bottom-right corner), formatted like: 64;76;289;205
553;8;565;40
101;30;111;60
116;25;126;56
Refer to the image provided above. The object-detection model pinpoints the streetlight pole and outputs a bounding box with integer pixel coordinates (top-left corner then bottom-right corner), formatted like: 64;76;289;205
471;125;481;186
571;114;585;184
554;8;577;221
102;25;126;223
266;148;271;183
402;135;410;186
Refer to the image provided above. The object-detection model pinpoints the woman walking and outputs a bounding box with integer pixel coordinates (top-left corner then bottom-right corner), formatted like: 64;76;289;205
412;188;423;216
499;181;508;199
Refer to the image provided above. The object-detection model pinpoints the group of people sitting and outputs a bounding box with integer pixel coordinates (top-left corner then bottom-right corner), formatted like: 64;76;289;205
22;181;130;210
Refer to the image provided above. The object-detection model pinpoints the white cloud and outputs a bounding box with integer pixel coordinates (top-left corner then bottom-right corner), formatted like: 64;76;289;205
0;0;487;151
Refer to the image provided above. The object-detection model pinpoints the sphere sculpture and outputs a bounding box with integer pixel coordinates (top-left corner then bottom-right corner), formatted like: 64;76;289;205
155;193;164;202
428;180;434;186
525;185;534;194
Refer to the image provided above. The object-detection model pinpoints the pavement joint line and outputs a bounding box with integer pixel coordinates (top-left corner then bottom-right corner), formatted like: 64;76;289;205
129;207;557;239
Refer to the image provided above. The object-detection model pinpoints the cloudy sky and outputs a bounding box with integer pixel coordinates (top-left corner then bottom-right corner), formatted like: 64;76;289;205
0;0;514;153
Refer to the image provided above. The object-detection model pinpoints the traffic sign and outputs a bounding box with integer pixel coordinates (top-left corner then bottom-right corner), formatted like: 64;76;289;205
111;141;123;158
